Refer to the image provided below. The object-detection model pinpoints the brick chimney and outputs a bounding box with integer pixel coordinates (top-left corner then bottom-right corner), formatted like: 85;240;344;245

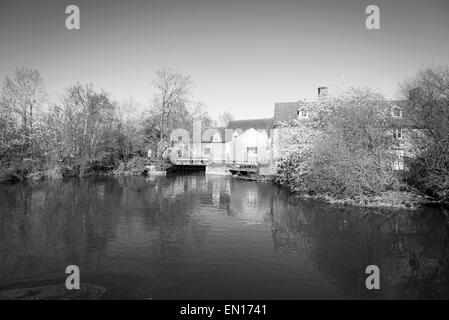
318;86;328;98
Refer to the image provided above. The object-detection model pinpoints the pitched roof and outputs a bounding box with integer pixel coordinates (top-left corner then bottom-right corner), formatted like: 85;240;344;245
227;118;274;134
273;99;420;127
274;101;314;124
201;126;229;142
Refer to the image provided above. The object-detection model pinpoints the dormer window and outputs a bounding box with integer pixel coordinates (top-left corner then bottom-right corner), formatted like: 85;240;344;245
297;106;309;119
212;132;221;143
392;106;403;118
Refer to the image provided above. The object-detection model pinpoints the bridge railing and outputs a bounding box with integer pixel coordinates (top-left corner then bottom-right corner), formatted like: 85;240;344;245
171;158;210;165
171;158;260;167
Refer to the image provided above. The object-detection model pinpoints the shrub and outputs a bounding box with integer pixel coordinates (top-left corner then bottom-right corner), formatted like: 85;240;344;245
275;151;313;194
274;88;401;199
306;129;399;198
406;139;449;201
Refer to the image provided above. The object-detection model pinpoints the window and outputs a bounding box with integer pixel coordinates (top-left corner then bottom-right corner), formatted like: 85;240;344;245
177;135;183;142
394;129;403;139
394;149;405;171
203;148;211;155
297;107;309;119
247;147;258;155
392;106;403;118
212;133;221;143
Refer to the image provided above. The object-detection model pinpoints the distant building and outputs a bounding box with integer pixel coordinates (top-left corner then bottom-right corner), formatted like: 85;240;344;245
167;119;275;165
227;119;274;164
166;86;425;170
273;88;425;171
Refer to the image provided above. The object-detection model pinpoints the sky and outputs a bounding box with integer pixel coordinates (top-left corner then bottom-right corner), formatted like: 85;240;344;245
0;0;448;120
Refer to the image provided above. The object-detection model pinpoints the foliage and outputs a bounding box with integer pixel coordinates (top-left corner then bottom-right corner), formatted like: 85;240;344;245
1;67;47;135
0;67;206;181
275;88;400;198
149;68;193;142
0;67;47;162
400;65;449;201
0;111;23;165
34;83;121;176
405;139;449;201
116;99;148;158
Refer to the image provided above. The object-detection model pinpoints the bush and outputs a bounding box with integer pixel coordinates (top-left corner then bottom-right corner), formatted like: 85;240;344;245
275;151;312;194
406;140;449;201
306;130;399;198
125;157;151;174
83;153;118;176
0;159;35;183
275;137;399;199
274;88;401;199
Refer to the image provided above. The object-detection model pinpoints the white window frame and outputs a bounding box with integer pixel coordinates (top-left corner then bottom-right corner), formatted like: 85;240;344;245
394;129;403;139
247;147;258;155
297;107;309;119
392;106;403;118
394;149;405;171
212;133;221;143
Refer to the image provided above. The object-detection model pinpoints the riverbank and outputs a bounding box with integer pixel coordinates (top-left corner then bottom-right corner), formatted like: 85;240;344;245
0;157;172;184
230;172;273;182
301;190;431;210
232;173;430;209
0;160;438;210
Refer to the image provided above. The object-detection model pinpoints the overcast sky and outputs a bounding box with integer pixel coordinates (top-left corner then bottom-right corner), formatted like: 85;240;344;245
1;0;448;120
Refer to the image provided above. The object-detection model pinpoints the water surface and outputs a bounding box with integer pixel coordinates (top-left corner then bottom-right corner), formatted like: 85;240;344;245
0;175;448;299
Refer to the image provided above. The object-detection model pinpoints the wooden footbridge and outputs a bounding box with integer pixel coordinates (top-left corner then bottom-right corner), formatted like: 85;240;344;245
170;157;260;174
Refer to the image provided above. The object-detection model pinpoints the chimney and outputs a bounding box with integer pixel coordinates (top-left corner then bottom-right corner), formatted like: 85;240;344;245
318;86;328;98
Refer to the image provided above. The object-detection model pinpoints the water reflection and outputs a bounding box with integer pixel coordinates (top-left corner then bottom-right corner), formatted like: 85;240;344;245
0;175;448;299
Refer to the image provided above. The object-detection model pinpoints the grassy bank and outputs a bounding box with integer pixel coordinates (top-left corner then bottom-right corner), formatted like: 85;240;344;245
298;190;430;210
0;157;172;184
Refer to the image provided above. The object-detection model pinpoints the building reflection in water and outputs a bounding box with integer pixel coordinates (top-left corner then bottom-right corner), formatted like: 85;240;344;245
0;175;448;299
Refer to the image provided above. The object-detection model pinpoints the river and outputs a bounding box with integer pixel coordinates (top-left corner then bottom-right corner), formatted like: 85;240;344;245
0;175;448;299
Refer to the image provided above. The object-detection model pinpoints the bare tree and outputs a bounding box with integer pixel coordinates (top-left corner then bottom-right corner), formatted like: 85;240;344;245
55;83;117;176
400;65;449;200
218;111;234;126
189;101;213;127
1;67;47;135
151;68;193;142
400;65;449;141
117;98;148;158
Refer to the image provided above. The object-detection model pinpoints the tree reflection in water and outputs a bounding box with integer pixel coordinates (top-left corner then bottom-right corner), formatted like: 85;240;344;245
0;176;448;299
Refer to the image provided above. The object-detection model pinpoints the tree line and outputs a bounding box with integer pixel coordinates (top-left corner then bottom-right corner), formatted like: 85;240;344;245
2;64;447;204
0;67;232;181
